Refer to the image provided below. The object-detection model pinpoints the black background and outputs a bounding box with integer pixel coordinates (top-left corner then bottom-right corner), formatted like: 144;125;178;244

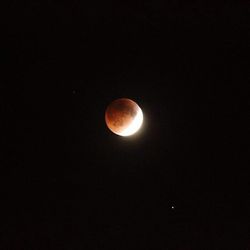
3;1;249;249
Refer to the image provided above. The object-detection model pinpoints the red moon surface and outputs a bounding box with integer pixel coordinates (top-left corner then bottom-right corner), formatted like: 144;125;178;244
105;98;143;136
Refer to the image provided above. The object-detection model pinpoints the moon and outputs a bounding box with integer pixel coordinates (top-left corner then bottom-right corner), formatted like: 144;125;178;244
105;98;143;136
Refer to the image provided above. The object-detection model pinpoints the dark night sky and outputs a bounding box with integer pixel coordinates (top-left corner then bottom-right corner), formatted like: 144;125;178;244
3;1;250;249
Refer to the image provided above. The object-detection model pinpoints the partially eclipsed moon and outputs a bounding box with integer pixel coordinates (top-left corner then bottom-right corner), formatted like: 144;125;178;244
105;98;143;136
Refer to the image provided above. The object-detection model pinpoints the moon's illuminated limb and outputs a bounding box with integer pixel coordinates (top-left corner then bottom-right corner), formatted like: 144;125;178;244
118;107;143;136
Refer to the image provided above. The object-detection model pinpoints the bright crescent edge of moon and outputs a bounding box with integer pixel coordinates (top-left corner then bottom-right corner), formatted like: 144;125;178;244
117;107;143;137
